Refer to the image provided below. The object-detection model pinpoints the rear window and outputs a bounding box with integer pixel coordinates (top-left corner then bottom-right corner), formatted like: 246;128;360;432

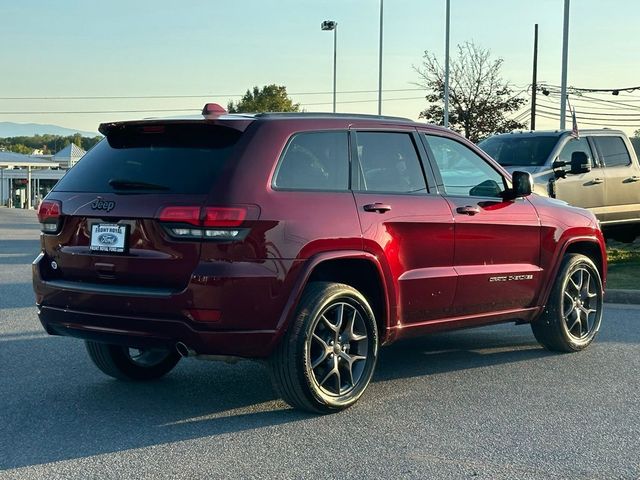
53;124;242;194
478;135;559;167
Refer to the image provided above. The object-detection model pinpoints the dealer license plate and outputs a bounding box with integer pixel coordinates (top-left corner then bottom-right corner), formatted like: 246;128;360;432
90;223;128;253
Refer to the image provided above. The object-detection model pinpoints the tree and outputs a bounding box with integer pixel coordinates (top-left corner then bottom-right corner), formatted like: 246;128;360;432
415;41;526;143
227;84;300;113
633;129;640;138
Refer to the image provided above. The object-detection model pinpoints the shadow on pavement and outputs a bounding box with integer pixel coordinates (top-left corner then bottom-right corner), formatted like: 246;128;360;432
2;325;554;470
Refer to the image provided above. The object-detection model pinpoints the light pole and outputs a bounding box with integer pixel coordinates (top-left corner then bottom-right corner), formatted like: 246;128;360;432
321;20;338;113
378;0;383;115
559;0;570;129
444;0;451;128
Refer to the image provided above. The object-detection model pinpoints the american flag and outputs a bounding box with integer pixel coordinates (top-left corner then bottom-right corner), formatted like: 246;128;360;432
567;96;579;138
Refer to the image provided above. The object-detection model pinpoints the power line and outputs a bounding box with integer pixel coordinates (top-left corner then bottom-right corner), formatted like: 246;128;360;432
536;111;640;128
0;96;428;115
0;88;425;101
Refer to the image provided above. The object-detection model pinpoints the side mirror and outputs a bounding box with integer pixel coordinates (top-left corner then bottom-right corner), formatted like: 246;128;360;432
570;151;591;174
504;171;533;199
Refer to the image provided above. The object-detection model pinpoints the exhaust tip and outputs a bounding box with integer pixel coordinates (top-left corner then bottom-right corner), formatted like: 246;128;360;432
175;342;194;357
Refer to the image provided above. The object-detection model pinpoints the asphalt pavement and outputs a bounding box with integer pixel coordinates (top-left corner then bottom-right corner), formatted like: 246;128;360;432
1;208;639;479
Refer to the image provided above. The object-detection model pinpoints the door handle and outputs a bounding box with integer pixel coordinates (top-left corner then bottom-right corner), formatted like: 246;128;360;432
456;205;481;216
363;203;392;214
625;176;640;183
590;178;604;185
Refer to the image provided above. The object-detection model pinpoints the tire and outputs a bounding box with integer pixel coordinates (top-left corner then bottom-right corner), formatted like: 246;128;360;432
85;341;181;381
269;282;379;413
531;254;603;352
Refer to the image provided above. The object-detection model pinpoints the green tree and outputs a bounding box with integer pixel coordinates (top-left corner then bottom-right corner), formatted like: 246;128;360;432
415;41;526;143
227;84;300;113
72;133;83;148
7;143;32;154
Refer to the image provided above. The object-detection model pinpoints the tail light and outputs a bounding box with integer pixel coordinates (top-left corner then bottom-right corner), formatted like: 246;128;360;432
37;200;62;233
157;205;253;241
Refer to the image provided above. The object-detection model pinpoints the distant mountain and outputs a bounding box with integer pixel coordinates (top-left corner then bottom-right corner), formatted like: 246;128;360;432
0;122;98;138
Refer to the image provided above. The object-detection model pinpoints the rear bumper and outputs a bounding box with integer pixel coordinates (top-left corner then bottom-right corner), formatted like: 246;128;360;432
32;251;299;358
37;304;277;357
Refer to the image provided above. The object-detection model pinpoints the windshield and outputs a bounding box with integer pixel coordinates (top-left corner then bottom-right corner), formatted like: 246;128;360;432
478;135;560;167
53;124;242;194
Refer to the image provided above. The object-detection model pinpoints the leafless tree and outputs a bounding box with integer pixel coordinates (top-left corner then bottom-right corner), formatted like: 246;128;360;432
415;41;526;142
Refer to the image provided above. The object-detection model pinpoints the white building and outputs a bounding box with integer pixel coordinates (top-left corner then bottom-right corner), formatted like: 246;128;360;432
53;143;86;169
0;151;64;209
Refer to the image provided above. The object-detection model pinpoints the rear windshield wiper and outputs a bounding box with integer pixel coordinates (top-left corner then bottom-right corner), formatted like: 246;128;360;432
108;179;170;191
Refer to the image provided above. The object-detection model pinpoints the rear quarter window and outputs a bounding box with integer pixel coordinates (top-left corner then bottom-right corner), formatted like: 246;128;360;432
53;124;242;194
593;136;631;168
273;131;349;191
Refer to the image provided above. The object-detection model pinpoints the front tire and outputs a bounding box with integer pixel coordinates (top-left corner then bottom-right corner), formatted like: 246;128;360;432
269;282;379;413
531;254;603;352
85;341;181;381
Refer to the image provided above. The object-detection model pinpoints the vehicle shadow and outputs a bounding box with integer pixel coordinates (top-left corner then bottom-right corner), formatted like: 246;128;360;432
2;325;551;470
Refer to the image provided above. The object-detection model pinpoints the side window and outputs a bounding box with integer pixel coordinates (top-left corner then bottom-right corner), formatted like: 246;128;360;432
354;132;427;194
273;131;349;190
559;137;597;167
424;135;505;198
592;136;631;168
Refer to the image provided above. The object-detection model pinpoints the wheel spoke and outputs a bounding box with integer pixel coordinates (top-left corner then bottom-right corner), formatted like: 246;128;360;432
318;356;339;388
321;314;338;333
345;308;367;342
569;274;581;292
567;310;581;333
311;350;330;369
334;304;345;343
312;333;329;349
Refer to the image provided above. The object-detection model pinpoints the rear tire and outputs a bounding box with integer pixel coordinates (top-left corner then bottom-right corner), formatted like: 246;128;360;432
85;341;180;381
531;254;603;352
269;282;379;413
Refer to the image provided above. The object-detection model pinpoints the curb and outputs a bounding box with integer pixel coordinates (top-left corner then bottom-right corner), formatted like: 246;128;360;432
605;289;640;305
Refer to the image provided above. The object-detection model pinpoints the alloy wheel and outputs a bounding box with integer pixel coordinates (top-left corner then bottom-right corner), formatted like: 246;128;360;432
307;301;370;397
562;266;600;340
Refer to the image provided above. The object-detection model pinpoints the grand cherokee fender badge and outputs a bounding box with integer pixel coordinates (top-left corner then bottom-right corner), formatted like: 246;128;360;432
489;274;534;282
91;198;115;212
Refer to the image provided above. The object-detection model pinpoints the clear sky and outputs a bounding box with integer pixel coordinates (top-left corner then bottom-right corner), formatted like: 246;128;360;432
1;0;639;135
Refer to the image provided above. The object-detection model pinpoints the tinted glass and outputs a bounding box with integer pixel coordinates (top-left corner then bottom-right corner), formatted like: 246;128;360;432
478;135;559;167
425;135;505;198
559;137;597;167
354;132;426;194
593;136;631;167
54;124;242;194
274;131;348;190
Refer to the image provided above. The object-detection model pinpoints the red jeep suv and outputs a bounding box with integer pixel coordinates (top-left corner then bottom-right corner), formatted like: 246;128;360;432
33;105;606;413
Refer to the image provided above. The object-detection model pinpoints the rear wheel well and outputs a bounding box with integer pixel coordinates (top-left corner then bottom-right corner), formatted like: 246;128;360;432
564;241;604;277
307;259;387;341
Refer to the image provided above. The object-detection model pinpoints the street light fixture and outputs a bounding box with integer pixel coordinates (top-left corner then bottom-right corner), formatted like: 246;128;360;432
321;20;338;113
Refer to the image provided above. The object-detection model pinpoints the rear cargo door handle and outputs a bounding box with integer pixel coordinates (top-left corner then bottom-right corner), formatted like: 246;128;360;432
456;206;481;216
590;178;604;185
363;203;392;214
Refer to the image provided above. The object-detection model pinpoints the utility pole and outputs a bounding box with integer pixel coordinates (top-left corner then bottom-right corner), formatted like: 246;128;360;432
377;0;384;115
444;0;451;128
560;0;570;129
531;24;539;130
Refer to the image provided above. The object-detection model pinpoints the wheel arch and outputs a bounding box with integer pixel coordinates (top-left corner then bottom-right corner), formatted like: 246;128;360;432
274;251;393;345
538;236;607;309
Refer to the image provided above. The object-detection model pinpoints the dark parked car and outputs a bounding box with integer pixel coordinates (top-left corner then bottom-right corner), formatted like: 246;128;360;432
33;105;607;413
